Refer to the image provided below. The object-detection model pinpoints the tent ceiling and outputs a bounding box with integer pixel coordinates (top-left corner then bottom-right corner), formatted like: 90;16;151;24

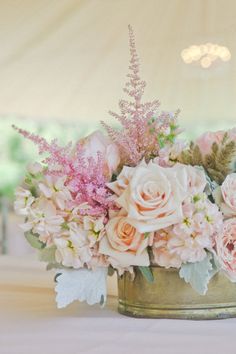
0;0;236;129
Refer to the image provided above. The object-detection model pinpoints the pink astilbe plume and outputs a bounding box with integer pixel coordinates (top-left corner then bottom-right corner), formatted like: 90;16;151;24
12;125;113;217
101;25;181;166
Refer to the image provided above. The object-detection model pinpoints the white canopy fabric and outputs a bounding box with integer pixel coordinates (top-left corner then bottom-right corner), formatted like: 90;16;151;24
0;0;236;131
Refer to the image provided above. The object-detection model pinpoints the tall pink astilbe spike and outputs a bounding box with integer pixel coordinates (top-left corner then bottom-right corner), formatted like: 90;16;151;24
101;25;180;165
13;125;113;217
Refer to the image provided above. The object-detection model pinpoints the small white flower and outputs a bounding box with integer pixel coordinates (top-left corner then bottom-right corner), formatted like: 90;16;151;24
14;187;35;216
38;175;72;210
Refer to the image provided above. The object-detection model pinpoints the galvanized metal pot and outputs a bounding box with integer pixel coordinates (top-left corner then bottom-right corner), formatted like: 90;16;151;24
118;266;236;320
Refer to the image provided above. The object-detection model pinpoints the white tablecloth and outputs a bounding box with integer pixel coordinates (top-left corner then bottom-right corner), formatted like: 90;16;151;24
1;256;236;354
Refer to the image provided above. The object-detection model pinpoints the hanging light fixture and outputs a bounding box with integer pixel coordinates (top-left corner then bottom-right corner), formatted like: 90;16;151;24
181;43;231;68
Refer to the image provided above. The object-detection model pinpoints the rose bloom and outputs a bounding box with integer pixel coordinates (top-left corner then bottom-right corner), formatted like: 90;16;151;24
214;173;236;217
80;130;120;178
107;165;134;196
215;218;236;281
116;161;191;233
99;211;150;267
195;130;225;156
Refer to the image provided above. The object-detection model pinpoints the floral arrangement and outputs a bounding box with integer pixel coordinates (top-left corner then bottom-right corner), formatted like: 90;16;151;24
14;26;236;308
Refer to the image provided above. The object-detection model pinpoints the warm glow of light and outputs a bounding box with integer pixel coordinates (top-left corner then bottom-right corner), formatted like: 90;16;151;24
181;43;231;68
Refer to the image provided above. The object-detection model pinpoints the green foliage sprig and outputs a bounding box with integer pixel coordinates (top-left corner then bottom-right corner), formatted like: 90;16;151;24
179;133;236;184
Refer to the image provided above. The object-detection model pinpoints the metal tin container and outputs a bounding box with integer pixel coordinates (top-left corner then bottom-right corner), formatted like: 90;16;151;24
118;266;236;320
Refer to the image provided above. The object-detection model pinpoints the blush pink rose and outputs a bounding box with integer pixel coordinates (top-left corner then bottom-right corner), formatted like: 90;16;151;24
221;174;236;216
183;165;207;195
196;131;225;156
99;211;150;267
215;218;236;281
214;174;236;217
80;130;120;177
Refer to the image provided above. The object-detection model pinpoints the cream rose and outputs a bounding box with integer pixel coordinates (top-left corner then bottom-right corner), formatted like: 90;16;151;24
116;161;188;233
215;218;236;281
99;212;150;267
214;174;236;217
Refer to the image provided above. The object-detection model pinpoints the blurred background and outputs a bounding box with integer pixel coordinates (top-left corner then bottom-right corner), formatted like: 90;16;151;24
0;0;236;256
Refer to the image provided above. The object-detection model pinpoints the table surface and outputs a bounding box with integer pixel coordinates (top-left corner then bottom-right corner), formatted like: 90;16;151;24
1;256;236;354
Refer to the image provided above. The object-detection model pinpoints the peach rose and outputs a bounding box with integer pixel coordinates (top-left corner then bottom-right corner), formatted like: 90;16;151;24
196;131;225;156
214;174;236;217
80;130;120;177
215;218;236;281
99;211;150;267
116;161;188;233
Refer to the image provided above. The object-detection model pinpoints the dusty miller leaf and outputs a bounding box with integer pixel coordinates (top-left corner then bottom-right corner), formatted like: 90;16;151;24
179;252;219;295
25;232;44;250
55;268;108;308
38;246;56;263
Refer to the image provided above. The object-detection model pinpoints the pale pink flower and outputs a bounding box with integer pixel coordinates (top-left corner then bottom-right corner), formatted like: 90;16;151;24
83;215;106;247
99;210;150;267
38;175;72;210
27;162;43;175
153;230;182;268
214;173;236;217
184;165;207;195
152;194;223;267
156;141;186;167
54;219;107;269
196;131;225;156
116;161;188;233
55;222;92;268
215;218;236;281
14;187;35;216
21;199;64;246
80;130;120;178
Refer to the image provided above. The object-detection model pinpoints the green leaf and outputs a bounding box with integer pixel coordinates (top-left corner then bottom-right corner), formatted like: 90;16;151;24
138;266;154;283
25;232;44;250
179;252;219;295
38;246;56;263
47;263;65;271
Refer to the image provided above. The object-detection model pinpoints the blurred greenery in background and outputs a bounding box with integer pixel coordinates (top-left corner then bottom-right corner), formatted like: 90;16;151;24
0;116;95;200
0;115;235;201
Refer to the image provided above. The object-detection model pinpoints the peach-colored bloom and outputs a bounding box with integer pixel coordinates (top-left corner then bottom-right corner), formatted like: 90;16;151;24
215;218;236;281
116;161;188;233
99;211;150;267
